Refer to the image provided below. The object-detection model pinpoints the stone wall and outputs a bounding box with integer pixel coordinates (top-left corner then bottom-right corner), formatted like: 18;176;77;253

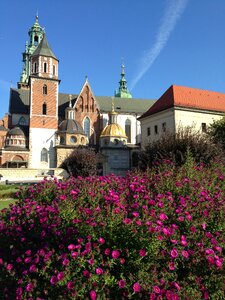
0;168;69;182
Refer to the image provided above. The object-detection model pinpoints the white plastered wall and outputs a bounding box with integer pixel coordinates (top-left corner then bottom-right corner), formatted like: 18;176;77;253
174;108;224;132
29;128;56;168
140;109;175;147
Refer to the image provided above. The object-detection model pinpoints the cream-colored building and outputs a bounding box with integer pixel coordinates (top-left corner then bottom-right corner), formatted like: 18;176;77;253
139;85;225;147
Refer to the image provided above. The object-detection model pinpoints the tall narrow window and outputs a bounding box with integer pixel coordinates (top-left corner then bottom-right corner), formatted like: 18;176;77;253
43;84;47;95
42;103;47;115
147;127;151;136
125;119;131;143
154;125;158;135
84;117;90;138
162;122;167;132
44;62;47;73
202;123;207;133
41;148;48;162
34;62;37;73
53;65;56;75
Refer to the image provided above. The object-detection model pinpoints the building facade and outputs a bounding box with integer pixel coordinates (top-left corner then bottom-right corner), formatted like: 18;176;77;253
139;85;225;147
0;17;154;174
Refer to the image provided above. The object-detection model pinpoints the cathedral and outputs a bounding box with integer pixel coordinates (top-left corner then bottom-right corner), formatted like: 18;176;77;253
0;16;154;176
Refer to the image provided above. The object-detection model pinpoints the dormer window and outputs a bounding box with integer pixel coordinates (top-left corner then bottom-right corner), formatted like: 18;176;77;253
43;84;47;95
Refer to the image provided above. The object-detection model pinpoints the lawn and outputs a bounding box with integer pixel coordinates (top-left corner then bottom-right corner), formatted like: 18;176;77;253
0;184;19;210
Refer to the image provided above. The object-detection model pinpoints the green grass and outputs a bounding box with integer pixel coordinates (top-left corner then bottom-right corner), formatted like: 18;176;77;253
0;185;19;199
0;199;17;210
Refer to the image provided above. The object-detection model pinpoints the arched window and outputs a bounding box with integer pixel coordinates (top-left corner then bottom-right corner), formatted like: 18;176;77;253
18;117;26;126
42;103;47;115
43;84;47;95
41;148;48;162
34;35;39;45
125;119;131;143
84;117;90;138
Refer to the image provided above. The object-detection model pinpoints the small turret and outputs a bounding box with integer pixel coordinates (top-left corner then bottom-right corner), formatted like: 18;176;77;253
115;63;132;98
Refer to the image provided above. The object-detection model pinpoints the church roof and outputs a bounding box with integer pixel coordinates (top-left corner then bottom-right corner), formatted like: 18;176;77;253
9;88;156;116
139;85;225;120
0;125;8;131
31;34;57;60
58;119;85;134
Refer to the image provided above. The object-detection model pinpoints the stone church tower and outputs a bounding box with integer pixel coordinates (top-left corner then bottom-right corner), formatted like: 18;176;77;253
29;33;59;168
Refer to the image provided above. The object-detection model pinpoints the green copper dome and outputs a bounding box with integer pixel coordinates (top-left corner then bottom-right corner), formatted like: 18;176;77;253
115;64;132;98
19;15;44;85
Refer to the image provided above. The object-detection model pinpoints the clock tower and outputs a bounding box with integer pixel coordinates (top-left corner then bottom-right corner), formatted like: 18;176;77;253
29;33;59;168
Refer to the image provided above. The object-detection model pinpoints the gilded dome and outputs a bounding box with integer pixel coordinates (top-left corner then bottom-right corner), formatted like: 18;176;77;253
100;123;127;138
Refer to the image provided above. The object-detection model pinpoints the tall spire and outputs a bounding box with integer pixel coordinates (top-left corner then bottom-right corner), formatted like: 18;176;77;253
115;63;132;98
18;15;44;87
31;33;57;60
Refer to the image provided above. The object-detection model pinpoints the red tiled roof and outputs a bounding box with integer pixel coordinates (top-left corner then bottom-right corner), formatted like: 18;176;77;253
139;85;225;120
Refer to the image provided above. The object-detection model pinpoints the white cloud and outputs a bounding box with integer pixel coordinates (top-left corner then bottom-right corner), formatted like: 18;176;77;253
130;0;188;90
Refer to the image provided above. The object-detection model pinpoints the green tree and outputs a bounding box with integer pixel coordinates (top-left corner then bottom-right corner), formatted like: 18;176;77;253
208;115;225;152
60;147;97;177
139;127;223;170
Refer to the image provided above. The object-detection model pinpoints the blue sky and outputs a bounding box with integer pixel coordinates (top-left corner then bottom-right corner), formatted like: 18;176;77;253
1;0;225;118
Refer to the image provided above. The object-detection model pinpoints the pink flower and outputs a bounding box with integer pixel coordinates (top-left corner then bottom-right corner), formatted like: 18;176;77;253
68;244;76;251
215;259;223;268
118;279;126;288
96;267;103;275
89;290;97;300
133;282;141;293
67;281;74;290
159;213;168;221
139;249;146;257
182;250;189;259
83;270;91;278
26;283;34;292
170;248;178;258
57;272;65;281
62;258;70;266
6;264;13;271
104;248;110;255
29;264;37;273
50;276;58;285
153;286;161;294
112;250;120;259
98;237;105;244
169;261;175;270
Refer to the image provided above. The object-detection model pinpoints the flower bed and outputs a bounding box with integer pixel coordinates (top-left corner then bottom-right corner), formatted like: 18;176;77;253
0;161;224;299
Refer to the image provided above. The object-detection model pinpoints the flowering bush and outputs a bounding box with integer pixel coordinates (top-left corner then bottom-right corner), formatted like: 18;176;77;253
0;160;225;299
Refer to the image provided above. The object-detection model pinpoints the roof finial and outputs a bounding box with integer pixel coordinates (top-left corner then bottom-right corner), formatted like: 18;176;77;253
36;11;39;22
121;57;125;75
111;97;115;112
69;94;72;107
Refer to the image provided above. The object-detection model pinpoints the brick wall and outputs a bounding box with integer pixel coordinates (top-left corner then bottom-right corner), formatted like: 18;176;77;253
30;78;58;129
74;83;101;144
